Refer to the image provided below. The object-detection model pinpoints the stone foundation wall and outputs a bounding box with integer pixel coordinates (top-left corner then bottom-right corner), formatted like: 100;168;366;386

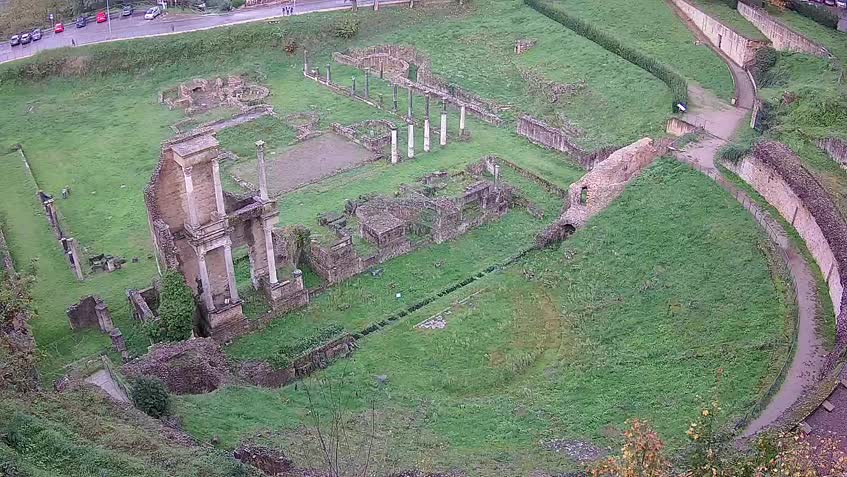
237;334;356;388
817;137;847;172
670;0;766;66
725;141;846;342
516;115;617;170
738;2;831;57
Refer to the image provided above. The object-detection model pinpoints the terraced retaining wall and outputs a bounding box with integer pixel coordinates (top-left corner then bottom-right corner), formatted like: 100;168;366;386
726;141;847;342
670;0;767;66
817;137;847;172
737;2;831;57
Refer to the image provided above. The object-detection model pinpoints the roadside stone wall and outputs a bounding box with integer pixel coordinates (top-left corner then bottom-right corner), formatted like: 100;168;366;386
726;141;847;342
670;0;767;66
817;137;847;172
738;3;831;57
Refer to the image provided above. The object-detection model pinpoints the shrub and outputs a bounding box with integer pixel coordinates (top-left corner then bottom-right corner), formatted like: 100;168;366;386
748;47;778;85
148;271;196;342
232;0;246;8
332;15;360;39
789;0;838;29
717;143;751;163
131;377;171;418
720;0;739;8
525;0;687;111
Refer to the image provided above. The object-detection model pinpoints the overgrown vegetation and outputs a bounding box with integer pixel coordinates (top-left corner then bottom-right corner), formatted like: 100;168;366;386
131;376;172;419
788;0;839;30
0;269;38;393
145;271;195;343
525;0;688;111
268;323;344;369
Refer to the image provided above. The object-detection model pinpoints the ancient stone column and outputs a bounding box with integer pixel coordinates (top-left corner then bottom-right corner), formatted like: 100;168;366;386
211;159;226;216
494;164;501;190
223;241;240;302
407;123;415;159
182;167;199;227
459;104;467;137
390;126;399;164
197;251;214;311
379;62;384;79
256;141;269;201
293;269;304;289
304;52;309;75
440;101;448;147
263;220;278;285
326;64;331;83
109;328;129;362
351;76;356;96
407;88;413;120
424;95;431;152
374;0;379;10
392;84;399;112
365;70;370;98
378;93;384;109
95;300;114;332
67;237;84;280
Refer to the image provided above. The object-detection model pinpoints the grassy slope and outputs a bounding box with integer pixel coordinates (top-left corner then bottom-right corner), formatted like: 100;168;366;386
549;0;735;100
689;0;768;40
764;5;847;61
177;160;789;475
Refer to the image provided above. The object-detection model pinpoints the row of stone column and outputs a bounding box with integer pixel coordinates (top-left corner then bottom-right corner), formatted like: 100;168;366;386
389;98;466;164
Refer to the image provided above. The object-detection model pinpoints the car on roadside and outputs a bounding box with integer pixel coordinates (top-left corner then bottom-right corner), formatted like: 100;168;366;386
824;0;836;5
96;11;107;23
144;6;161;19
121;5;134;16
836;0;846;7
9;34;20;46
76;16;87;28
20;33;31;44
31;28;42;41
54;22;64;33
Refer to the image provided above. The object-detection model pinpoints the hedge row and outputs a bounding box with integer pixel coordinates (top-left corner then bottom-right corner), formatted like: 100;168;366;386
524;0;688;112
789;0;839;29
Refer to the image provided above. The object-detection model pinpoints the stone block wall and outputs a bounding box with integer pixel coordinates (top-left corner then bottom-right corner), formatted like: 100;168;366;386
670;0;766;66
516;115;617;170
726;141;847;342
666;117;700;137
67;295;114;333
738;2;831;57
237;334;356;388
817;137;847;172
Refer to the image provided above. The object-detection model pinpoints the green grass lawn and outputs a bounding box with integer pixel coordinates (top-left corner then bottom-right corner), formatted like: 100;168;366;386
546;0;735;100
176;160;790;475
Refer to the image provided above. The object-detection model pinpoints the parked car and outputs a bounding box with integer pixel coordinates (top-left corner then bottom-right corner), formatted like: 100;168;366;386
96;11;107;23
54;22;64;33
824;0;836;5
144;6;161;19
19;33;31;44
121;5;134;16
31;28;42;41
75;16;87;28
836;0;846;7
9;34;20;46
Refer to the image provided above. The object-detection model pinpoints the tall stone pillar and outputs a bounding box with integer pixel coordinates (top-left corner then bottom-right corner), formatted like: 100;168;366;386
256;141;269;201
407;88;413;120
263;219;278;285
390;126;399;164
326;64;331;84
303;52;308;75
67;237;84;280
392;84;398;112
407;123;415;159
494;164;501;190
374;0;379;10
197;251;214;311
459;104;467;137
182;167;199;227
379;62;384;79
223;241;240;303
423;95;431;152
365;70;370;98
440;99;448;147
351;76;357;96
211;159;226;216
94;300;114;332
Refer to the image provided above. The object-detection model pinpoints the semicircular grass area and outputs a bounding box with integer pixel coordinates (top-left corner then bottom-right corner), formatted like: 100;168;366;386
175;159;789;475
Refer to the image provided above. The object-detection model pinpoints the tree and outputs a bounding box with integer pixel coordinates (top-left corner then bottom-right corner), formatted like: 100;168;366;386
591;419;672;477
147;271;196;342
130;376;171;418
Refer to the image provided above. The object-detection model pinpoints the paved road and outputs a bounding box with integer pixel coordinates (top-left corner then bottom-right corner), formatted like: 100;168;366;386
0;0;407;64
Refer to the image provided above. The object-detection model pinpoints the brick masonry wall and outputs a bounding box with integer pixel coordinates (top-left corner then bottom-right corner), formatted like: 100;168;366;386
737;2;831;57
726;142;846;341
670;0;766;66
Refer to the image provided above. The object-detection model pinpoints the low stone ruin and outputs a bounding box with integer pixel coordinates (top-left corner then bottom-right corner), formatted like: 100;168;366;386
160;76;270;115
284;111;321;142
331;119;395;155
67;295;114;332
233;444;294;476
538;138;661;247
236;334;357;388
516;115;620;170
520;68;586;104
121;338;230;395
514;38;536;54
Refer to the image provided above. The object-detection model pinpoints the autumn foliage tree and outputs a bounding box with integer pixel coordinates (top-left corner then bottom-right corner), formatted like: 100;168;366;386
591;419;672;477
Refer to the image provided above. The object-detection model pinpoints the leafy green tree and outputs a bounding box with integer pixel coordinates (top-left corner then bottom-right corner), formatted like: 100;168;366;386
130;377;171;418
148;271;195;342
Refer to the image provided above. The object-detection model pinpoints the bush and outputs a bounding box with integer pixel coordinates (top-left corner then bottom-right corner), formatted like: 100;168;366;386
232;0;246;8
332;15;360;39
206;0;233;11
720;0;739;8
789;0;839;29
148;271;196;342
748;46;778;85
717;143;751;163
131;377;171;418
525;0;688;112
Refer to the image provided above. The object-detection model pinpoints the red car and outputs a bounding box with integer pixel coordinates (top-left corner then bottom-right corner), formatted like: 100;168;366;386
96;11;107;23
54;22;64;33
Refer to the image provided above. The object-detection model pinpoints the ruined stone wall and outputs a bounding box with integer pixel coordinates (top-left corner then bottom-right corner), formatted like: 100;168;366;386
817;137;847;172
738;3;831;57
330;120;394;153
308;238;364;285
666;117;700;137
670;0;766;66
0;226;13;273
516;115;617;170
726;141;847;341
236;334;356;388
